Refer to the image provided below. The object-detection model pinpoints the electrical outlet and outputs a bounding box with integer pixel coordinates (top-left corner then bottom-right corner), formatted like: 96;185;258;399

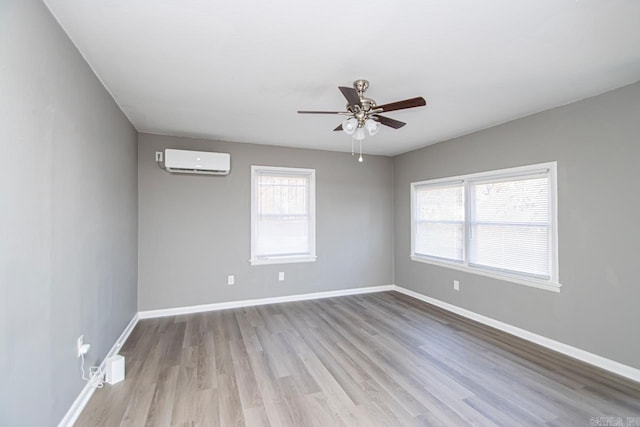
227;275;235;285
453;280;460;291
77;335;90;357
77;335;84;357
278;272;285;281
155;151;163;162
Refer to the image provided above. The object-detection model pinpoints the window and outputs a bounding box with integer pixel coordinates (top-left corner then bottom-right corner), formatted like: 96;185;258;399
414;182;465;262
251;166;316;265
468;174;551;278
411;162;559;291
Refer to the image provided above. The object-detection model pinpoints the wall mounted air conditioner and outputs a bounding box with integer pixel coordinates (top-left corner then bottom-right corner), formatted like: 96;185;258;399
164;149;231;175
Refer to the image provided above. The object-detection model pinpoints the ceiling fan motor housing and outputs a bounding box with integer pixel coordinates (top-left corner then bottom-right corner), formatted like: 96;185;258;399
349;79;377;125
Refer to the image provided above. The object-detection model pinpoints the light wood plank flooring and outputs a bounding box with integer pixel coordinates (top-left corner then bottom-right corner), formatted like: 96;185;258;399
76;291;640;426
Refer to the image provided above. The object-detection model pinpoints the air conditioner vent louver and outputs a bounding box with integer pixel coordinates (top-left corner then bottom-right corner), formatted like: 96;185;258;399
164;149;230;176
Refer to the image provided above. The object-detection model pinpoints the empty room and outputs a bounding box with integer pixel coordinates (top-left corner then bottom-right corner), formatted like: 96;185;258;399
2;0;640;426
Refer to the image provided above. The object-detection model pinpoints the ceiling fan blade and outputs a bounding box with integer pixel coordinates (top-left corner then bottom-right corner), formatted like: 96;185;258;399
373;115;406;129
298;110;345;114
333;124;343;131
375;97;426;113
338;86;362;108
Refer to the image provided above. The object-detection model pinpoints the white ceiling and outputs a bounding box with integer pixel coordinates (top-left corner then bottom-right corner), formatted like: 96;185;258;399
44;0;640;156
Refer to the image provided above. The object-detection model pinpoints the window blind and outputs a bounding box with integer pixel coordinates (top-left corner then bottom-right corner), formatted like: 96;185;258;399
468;173;551;278
254;170;312;259
414;182;465;262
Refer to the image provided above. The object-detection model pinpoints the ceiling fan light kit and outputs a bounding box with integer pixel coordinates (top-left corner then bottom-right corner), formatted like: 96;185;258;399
298;80;426;162
365;119;380;136
342;117;358;135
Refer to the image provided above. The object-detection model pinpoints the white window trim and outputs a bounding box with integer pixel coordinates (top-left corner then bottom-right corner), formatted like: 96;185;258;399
410;162;561;292
250;165;317;266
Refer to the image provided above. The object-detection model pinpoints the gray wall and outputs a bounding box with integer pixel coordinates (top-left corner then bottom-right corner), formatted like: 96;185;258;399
0;1;138;425
394;81;640;370
138;134;394;310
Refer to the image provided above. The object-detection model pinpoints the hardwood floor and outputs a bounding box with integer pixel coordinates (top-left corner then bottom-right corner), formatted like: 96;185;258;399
75;291;640;426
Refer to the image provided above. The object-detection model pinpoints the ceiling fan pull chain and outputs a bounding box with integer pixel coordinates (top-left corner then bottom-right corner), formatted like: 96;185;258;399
358;140;363;163
351;138;355;155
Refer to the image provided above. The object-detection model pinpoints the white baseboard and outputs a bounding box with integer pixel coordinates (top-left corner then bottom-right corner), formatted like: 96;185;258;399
60;283;640;426
138;285;395;319
393;285;640;384
58;313;139;427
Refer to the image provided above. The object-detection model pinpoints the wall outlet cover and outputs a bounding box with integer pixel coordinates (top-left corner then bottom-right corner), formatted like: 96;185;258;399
77;335;84;357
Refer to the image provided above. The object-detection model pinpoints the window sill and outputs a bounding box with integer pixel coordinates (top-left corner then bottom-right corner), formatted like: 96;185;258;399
409;255;562;293
250;256;317;266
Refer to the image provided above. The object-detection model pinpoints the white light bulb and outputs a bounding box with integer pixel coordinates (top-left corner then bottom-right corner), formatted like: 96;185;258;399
353;127;365;141
341;118;357;135
365;119;380;136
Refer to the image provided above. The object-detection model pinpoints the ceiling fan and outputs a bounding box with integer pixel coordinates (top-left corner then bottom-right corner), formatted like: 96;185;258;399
298;79;427;160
